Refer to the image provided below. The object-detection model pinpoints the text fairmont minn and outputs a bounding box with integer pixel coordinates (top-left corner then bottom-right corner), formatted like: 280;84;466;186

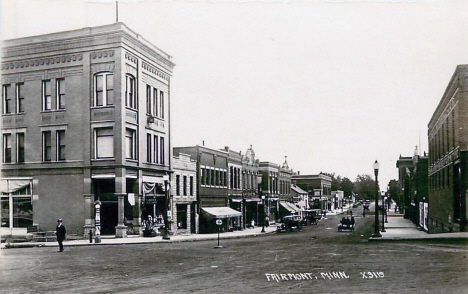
265;271;385;282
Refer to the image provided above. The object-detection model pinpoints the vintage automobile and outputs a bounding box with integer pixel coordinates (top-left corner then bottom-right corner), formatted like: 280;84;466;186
301;209;322;225
276;215;303;233
337;217;355;232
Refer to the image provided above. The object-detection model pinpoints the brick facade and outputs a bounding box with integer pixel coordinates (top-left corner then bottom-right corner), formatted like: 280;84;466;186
427;65;468;233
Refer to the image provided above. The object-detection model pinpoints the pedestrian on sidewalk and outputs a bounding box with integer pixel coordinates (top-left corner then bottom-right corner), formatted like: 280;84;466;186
394;205;398;213
55;218;66;252
362;210;366;218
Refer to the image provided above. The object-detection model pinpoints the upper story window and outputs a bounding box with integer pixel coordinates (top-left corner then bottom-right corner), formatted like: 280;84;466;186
160;136;165;165
56;78;65;110
153;88;158;117
146;85;152;115
3;133;12;163
176;175;180;196
153;135;159;164
190;176;194;196
160;91;165;119
95;73;113;107
57;130;66;161
125;128;136;160
183;176;187;196
125;75;136;109
95;127;114;158
146;133;152;163
42;80;52;111
3;85;11;114
17;133;25;163
42;131;52;161
16;83;25;113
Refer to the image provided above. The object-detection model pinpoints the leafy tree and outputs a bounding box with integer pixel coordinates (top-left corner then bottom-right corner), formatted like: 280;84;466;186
387;179;399;205
353;174;376;201
340;177;354;198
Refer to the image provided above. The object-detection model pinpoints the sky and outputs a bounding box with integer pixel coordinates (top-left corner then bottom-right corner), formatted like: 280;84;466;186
2;0;468;188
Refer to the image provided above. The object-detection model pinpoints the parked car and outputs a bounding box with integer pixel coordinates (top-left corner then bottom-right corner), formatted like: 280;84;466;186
277;215;302;233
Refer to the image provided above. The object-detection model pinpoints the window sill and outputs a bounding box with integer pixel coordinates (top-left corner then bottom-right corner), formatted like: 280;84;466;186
92;158;115;161
91;105;115;109
2;112;25;116
41;109;66;113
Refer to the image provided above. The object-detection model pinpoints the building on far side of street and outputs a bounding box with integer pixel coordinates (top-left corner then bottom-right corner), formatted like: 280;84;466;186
427;64;468;233
291;184;309;217
1;23;175;238
171;153;197;235
258;161;281;222
173;145;241;233
239;145;261;229
291;173;331;212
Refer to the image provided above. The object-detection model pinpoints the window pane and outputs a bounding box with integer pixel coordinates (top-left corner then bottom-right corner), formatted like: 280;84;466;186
57;130;66;161
97;136;114;158
57;79;65;109
125;129;134;159
43;131;51;161
106;74;113;90
96;75;103;91
96;128;114;158
147;134;152;162
106;90;113;105
1;198;9;227
3;134;11;163
17;133;25;163
153;88;158;116
13;197;33;227
17;84;25;113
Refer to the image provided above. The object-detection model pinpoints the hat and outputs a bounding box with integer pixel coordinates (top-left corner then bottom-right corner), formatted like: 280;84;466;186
57;218;63;222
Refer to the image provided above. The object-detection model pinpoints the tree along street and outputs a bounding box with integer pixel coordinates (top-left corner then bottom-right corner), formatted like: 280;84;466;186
1;207;467;294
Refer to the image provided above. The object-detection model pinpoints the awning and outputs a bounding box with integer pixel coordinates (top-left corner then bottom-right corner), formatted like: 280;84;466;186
245;198;261;202
1;178;32;194
201;207;242;219
280;202;301;214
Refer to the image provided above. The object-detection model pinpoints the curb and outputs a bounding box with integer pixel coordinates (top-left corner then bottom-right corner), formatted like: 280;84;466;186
368;237;468;243
1;230;276;249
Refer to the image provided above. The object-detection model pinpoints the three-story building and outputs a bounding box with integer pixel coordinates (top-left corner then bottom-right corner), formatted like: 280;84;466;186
1;23;174;238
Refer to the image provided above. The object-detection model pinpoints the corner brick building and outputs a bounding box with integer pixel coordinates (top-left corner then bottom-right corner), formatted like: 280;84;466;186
1;23;174;238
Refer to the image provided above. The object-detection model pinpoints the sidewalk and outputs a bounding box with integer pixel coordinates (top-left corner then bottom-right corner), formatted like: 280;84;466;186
1;224;278;249
368;204;468;242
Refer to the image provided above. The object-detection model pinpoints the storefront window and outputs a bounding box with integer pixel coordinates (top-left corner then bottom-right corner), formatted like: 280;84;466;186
1;197;33;228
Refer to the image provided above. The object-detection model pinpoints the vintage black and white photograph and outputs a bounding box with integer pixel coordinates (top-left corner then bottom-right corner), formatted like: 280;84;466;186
1;0;468;293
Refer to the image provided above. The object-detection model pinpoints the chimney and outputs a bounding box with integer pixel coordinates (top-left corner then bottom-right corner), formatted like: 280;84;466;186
225;146;229;152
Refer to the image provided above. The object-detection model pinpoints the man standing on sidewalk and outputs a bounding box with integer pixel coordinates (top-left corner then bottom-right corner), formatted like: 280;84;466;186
56;219;66;252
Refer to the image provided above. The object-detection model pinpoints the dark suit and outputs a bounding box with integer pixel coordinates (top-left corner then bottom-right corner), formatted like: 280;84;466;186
56;224;66;251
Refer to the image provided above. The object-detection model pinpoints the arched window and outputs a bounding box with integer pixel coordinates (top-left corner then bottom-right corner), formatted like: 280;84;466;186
94;72;113;106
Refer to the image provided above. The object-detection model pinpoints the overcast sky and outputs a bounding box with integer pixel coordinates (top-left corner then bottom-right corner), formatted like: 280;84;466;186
3;0;468;188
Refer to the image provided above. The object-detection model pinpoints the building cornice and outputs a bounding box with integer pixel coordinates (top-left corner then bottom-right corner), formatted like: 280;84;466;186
2;23;175;72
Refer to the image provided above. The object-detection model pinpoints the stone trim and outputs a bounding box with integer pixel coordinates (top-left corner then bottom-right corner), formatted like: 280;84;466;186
1;53;83;71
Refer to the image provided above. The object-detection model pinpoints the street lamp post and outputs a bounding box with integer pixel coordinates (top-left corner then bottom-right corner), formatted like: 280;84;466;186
163;176;171;240
372;160;382;238
261;195;266;233
385;194;388;223
381;191;386;232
